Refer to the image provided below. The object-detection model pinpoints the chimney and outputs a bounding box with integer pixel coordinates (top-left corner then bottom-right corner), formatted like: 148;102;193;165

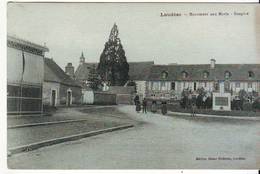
210;59;216;69
65;63;75;79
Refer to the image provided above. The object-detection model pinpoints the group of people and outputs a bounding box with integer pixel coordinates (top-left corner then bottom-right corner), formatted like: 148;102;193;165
133;95;168;115
134;95;147;113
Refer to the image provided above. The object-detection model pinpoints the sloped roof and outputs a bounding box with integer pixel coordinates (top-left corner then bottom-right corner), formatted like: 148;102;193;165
7;35;49;52
75;63;97;81
148;64;260;81
44;58;82;87
74;61;155;81
128;61;154;80
74;60;260;82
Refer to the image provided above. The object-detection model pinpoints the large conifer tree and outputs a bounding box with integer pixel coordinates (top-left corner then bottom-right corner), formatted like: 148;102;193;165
97;23;129;86
87;64;102;90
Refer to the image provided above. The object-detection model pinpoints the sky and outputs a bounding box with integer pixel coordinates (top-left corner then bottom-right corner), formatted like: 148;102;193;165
7;3;260;70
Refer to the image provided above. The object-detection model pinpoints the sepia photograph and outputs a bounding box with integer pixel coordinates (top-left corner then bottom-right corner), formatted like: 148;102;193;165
5;2;260;170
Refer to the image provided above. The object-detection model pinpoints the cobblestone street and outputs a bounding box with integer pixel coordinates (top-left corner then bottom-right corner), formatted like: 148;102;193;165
7;105;260;169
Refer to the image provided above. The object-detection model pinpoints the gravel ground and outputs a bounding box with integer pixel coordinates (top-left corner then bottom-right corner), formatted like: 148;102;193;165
79;107;122;114
7;105;260;169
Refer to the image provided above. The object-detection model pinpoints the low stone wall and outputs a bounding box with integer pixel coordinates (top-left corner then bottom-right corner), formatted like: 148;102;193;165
94;92;117;105
107;86;135;94
104;86;135;105
116;94;133;105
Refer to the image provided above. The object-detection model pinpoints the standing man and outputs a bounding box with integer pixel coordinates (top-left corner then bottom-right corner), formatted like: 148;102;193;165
142;98;147;113
134;95;140;105
191;103;196;117
136;100;141;113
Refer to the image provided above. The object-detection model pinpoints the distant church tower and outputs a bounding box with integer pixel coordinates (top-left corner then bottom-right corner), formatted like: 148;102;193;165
80;51;85;64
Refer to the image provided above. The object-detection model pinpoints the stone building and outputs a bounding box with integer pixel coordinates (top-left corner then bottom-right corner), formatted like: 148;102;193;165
127;61;154;99
7;35;49;115
74;56;260;101
74;52;97;86
146;59;260;100
43;57;82;107
74;52;154;97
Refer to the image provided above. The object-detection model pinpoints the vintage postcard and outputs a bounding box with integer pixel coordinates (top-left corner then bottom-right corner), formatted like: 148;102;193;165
5;2;260;170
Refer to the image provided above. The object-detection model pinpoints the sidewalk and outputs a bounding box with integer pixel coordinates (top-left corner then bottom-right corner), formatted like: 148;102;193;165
168;111;260;121
8;119;125;148
7;106;136;152
7;105;118;127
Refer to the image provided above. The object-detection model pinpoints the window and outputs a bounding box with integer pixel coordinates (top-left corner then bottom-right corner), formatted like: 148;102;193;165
7;85;41;98
161;82;166;90
214;82;219;90
152;82;159;90
224;81;230;91
7;85;21;96
151;82;155;90
182;71;188;79
7;84;42;113
22;86;41;98
248;82;252;88
248;71;254;78
224;71;232;79
161;71;168;79
194;82;197;90
235;82;240;88
150;82;153;90
203;71;209;79
171;82;176;90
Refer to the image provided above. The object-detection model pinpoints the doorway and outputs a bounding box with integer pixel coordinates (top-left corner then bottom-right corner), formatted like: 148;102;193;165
67;90;72;106
51;90;56;107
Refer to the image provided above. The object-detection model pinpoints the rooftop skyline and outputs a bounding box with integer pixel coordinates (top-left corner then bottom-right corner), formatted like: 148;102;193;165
7;3;260;70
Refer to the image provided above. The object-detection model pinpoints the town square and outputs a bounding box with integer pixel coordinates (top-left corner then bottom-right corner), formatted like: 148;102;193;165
5;2;260;169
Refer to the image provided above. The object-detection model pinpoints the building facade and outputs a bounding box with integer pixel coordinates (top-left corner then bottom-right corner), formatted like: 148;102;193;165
74;52;97;86
43;58;82;107
146;59;260;100
7;35;49;115
74;57;260;101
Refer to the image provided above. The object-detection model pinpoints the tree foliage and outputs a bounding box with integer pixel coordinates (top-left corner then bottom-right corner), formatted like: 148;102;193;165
97;23;129;86
87;64;102;90
126;80;137;93
238;89;248;102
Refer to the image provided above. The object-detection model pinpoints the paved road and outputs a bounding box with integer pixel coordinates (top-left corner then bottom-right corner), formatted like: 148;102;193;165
8;106;260;169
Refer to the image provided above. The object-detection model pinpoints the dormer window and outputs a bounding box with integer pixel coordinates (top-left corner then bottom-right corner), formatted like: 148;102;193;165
161;71;168;79
224;71;232;79
203;71;209;79
182;71;188;79
248;71;254;78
